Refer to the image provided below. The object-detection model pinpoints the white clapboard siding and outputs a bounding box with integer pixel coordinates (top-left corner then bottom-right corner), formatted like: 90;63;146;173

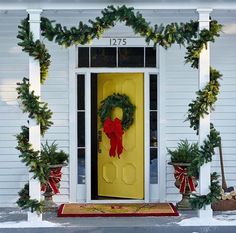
165;43;198;201
0;10;72;206
210;15;236;193
0;11;29;207
39;15;71;204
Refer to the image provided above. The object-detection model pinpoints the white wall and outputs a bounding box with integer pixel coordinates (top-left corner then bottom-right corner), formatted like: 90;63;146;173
0;10;71;206
211;11;236;189
0;9;235;206
0;11;29;206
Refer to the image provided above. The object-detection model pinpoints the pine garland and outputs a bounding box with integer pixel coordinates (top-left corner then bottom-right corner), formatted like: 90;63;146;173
16;15;55;213
16;78;53;136
190;173;222;209
16;184;45;214
186;68;222;133
16;126;50;185
39;5;221;69
17;17;51;84
16;5;223;212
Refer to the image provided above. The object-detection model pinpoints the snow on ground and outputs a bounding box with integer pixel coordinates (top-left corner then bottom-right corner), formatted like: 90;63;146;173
0;221;60;228
178;212;236;226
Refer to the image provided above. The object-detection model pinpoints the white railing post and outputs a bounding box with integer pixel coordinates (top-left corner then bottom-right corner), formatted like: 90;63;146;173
197;8;213;219
27;9;42;222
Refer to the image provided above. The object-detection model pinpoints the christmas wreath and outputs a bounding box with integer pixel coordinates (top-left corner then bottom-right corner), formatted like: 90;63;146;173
98;93;136;158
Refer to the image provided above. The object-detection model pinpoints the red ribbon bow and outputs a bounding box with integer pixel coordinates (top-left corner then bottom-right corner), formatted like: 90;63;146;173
41;167;62;194
174;166;196;193
103;117;124;158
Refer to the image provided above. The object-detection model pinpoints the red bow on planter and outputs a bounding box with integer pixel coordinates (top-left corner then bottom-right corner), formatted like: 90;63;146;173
103;117;124;158
174;166;196;193
41;167;62;194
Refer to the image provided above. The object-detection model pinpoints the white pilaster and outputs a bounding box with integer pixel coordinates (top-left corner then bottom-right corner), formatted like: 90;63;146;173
27;9;42;221
69;47;77;202
197;8;213;219
158;46;166;202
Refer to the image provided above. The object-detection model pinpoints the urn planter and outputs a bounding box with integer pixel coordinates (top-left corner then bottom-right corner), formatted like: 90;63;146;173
168;162;198;210
42;163;66;211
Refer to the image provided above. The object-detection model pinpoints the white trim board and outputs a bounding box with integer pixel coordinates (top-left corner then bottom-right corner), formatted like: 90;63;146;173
1;3;236;10
69;47;77;203
75;68;158;73
144;71;150;203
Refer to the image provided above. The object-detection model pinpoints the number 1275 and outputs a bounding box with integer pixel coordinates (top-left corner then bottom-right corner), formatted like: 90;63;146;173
110;38;127;46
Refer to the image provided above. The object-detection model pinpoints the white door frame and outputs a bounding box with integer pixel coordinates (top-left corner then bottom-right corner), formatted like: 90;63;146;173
77;68;158;203
69;39;162;203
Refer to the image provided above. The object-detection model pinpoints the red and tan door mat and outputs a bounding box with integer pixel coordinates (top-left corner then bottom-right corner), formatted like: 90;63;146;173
58;203;179;217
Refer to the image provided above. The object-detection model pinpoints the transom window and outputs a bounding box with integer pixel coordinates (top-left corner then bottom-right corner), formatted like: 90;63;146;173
78;47;157;68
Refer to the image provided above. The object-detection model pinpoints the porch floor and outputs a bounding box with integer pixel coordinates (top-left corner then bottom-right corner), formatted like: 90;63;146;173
0;207;236;232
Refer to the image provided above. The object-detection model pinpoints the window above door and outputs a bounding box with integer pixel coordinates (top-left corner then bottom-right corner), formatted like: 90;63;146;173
77;47;157;68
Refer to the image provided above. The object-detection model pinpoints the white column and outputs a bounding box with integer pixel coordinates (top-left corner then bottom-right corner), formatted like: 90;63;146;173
27;9;42;222
197;8;212;219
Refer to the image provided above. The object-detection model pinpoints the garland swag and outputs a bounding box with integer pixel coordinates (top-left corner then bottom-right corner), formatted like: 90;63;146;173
16;5;223;212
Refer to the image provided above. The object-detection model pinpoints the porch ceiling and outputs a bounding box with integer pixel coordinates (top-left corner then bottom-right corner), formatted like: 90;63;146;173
0;0;236;10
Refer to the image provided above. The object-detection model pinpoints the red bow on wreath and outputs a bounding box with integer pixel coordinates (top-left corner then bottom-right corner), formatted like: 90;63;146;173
41;167;62;194
174;166;196;193
103;117;124;158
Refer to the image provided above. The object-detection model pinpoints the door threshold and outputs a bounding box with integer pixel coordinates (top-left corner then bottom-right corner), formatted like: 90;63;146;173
88;200;145;204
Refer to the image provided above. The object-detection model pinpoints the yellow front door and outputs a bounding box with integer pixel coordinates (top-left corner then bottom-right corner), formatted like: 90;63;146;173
97;73;144;199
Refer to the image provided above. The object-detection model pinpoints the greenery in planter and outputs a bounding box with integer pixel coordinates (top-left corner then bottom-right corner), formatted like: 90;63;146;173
16;142;68;213
167;140;199;164
167;140;200;209
41;141;69;166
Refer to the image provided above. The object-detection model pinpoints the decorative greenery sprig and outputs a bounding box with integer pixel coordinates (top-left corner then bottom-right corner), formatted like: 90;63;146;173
186;68;222;133
190;173;221;209
188;124;221;178
16;5;223;212
185;66;223;207
17;17;51;84
16;126;50;185
16;78;53;136
185;21;222;68
16;184;45;214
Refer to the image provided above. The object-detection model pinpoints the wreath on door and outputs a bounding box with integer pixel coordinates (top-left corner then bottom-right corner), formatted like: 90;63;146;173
98;93;136;158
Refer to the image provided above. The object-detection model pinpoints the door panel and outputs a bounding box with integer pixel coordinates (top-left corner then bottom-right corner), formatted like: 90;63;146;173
97;73;144;199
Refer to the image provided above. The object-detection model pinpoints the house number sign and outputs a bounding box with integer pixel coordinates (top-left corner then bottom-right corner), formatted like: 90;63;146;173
110;38;127;46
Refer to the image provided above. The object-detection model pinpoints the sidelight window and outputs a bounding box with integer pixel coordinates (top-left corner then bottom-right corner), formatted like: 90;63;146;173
150;74;158;184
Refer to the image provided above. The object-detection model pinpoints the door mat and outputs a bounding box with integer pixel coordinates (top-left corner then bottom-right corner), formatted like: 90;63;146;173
58;203;179;217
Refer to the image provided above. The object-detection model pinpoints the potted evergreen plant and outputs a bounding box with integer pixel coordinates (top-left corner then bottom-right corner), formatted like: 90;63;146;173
167;140;199;209
41;141;69;210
